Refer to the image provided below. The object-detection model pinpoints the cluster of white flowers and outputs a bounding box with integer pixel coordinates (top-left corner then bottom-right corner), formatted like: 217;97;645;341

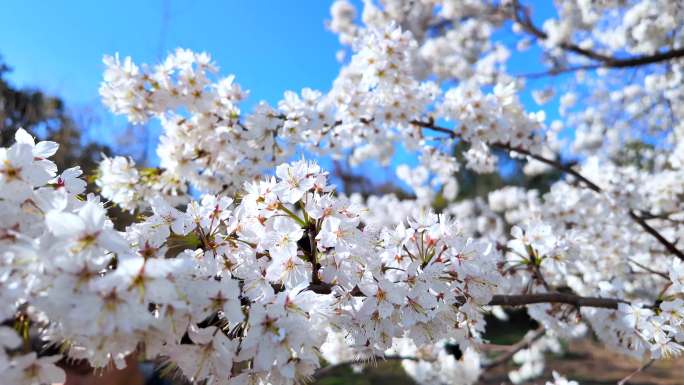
439;81;547;171
98;24;517;204
5;1;684;384
339;179;683;384
326;0;684;171
0;129;505;385
538;0;684;55
508;333;562;384
546;371;579;385
97;155;187;212
101;49;282;194
391;339;481;385
311;161;683;384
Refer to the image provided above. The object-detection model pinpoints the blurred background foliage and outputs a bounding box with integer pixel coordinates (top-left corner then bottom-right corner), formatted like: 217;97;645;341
0;55;140;229
0;56;110;172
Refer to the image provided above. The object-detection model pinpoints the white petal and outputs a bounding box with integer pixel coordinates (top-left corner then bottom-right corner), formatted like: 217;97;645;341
34;141;60;158
14;128;35;145
79;201;106;230
46;211;85;237
99;230;129;254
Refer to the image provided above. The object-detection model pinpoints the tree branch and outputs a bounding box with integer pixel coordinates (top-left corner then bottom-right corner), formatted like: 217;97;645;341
511;0;684;69
482;327;545;369
617;359;655;385
486;293;626;309
412;119;684;261
307;282;626;309
629;210;684;261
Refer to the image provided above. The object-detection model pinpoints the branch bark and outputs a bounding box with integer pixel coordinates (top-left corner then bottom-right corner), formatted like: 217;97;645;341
486;293;625;309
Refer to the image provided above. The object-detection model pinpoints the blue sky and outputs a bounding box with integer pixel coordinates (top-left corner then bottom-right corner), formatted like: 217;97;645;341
0;1;341;106
0;1;562;188
0;0;349;168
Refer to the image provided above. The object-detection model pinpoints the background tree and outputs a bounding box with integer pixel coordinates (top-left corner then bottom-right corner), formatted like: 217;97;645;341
0;56;110;173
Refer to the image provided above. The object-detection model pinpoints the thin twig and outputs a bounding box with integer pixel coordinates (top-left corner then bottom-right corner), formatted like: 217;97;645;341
617;359;655;385
313;355;418;378
482;327;545;369
628;259;670;280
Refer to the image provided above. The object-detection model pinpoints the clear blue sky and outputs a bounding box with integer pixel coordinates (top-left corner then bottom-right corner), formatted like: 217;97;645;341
0;1;341;106
0;0;561;187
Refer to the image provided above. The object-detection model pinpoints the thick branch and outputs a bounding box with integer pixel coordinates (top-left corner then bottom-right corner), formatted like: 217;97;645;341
487;293;625;309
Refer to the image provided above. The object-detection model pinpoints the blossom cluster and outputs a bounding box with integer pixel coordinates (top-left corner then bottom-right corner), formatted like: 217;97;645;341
1;131;504;385
4;1;684;384
100;49;282;194
97;155;187;212
5;126;680;384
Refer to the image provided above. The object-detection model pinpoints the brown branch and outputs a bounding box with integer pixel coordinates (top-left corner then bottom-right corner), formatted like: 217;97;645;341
617;359;655;385
307;282;626;309
511;0;684;69
628;258;670;280
487;293;626;309
629;210;684;261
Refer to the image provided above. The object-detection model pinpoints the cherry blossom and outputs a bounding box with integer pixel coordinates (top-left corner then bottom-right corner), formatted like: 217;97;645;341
3;1;684;384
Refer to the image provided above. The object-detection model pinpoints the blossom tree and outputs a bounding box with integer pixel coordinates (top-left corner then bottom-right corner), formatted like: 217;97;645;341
2;1;684;384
